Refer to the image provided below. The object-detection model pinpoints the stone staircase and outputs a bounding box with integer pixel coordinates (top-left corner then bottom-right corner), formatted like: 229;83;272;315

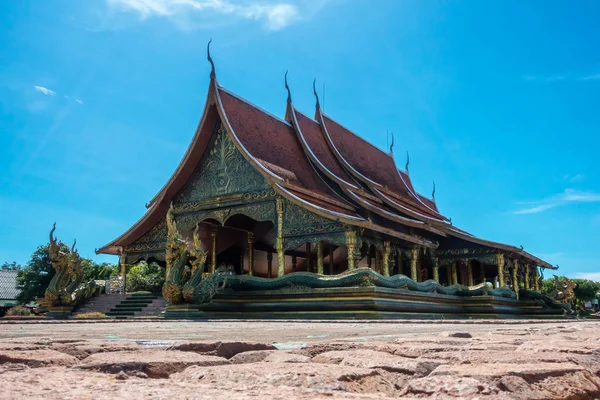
75;293;167;319
75;294;129;315
105;293;163;319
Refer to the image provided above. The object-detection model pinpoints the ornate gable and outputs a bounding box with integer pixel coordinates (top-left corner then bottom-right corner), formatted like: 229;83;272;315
175;124;270;205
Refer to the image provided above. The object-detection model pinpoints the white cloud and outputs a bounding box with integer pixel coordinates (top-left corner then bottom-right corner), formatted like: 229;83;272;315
575;272;600;281
76;99;84;105
34;85;56;96
513;189;600;215
563;173;585;183
582;73;600;81
106;0;302;30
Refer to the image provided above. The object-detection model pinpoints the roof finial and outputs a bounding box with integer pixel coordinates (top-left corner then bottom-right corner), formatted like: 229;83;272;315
405;151;410;172
432;181;436;200
389;132;394;154
207;38;215;79
284;70;291;103
313;79;320;109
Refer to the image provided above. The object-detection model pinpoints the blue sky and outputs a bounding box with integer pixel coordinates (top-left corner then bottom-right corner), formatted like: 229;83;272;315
1;0;598;279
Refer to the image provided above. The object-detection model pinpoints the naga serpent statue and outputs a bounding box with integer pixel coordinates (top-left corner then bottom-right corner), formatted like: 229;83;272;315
163;204;215;304
161;207;566;310
44;223;100;306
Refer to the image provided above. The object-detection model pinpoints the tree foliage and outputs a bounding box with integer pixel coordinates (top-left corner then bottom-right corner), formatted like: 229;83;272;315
126;261;165;293
541;276;600;309
1;262;21;271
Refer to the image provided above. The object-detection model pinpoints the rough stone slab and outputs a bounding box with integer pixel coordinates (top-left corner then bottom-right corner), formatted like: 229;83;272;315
262;352;311;363
229;349;280;364
431;362;585;378
77;350;230;378
170;341;276;359
0;349;78;367
52;341;140;359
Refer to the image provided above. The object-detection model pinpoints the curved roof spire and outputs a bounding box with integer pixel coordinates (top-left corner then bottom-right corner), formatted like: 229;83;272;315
405;151;410;172
313;78;321;109
207;38;216;79
389;131;394;155
284;70;291;103
432;180;436;200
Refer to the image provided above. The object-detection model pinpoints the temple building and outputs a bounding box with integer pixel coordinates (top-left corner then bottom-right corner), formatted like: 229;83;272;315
97;45;561;318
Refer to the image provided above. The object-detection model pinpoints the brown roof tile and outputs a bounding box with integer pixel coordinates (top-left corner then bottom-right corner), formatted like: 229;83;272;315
294;110;355;185
219;88;345;205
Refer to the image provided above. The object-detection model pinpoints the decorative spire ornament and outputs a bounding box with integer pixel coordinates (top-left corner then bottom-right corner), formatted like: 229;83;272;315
207;39;216;79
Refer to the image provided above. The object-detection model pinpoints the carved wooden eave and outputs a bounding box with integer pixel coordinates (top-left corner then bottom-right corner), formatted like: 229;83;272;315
444;226;558;270
275;183;436;248
286;102;444;237
315;108;448;223
373;187;448;226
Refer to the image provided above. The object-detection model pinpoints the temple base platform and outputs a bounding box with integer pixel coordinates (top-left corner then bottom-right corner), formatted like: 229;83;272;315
164;286;565;320
46;306;74;319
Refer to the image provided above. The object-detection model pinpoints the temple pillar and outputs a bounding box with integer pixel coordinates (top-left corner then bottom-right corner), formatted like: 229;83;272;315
410;248;418;281
210;228;217;273
533;266;540;291
119;254;127;294
317;241;324;275
267;251;273;278
524;264;530;290
382;241;391;277
432;255;440;283
512;260;520;299
467;260;474;287
446;265;452;286
247;232;254;276
451;262;458;285
345;231;358;271
493;276;498;288
276;198;285;277
496;254;505;287
375;249;381;274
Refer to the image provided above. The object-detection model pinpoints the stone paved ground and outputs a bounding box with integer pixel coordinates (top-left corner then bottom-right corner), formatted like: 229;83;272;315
0;320;598;399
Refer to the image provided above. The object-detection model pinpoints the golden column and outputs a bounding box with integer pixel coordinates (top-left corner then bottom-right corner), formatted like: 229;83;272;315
317;241;324;275
512;260;520;299
467;260;474;287
119;254;127;294
524;264;530;290
496;253;505;287
276;198;285;277
382;241;391;277
345;231;358;271
210;228;217;273
306;243;312;272
247;232;254;276
480;263;486;285
432;256;440;283
410;247;418;281
451;262;458;285
533;266;540;291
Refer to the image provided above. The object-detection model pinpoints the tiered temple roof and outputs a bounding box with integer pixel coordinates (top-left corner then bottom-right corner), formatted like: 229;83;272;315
97;52;557;271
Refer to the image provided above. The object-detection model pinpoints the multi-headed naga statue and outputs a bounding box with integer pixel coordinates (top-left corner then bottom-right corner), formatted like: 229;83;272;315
44;223;99;306
163;204;217;304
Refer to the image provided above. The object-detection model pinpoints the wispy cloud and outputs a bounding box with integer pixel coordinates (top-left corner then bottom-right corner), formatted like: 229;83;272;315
582;73;600;81
75;99;84;105
106;0;309;30
523;73;600;83
34;85;56;96
513;189;600;215
575;272;600;281
563;173;585;183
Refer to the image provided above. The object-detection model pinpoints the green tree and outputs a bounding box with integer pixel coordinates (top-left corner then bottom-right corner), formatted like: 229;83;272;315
82;261;118;282
16;244;66;304
572;279;600;308
1;262;21;271
126;261;165;293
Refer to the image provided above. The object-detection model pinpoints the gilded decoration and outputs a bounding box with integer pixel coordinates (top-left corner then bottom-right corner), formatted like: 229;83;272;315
437;248;498;267
176;202;276;232
175;125;269;205
283;201;345;237
124;219;167;260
